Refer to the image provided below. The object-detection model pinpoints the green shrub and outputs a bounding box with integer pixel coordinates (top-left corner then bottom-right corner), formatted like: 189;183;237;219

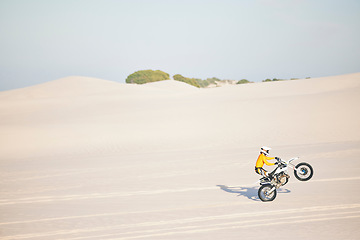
262;78;284;82
237;79;252;84
126;70;169;84
173;74;201;88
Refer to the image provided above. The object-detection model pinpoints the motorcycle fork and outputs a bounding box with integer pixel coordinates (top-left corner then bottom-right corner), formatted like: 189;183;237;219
268;186;276;195
290;163;305;175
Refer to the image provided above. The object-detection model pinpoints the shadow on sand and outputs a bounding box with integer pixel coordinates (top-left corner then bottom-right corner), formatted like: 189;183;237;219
217;184;291;201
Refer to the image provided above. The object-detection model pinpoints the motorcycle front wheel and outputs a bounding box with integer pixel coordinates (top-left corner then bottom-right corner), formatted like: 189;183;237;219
294;162;313;181
258;184;277;202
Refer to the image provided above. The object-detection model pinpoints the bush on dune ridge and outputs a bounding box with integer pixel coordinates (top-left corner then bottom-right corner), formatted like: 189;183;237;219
125;69;309;87
126;70;169;84
237;79;253;84
173;74;201;88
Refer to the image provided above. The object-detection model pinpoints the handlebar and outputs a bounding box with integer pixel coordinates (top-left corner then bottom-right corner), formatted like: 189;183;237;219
276;157;299;164
288;157;299;163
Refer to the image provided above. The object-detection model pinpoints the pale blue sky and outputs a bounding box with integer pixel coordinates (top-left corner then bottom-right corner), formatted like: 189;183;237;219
0;0;359;90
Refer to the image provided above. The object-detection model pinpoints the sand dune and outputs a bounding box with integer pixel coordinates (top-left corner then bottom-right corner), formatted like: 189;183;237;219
2;73;359;158
0;76;157;100
0;77;198;101
144;79;199;92
0;73;360;239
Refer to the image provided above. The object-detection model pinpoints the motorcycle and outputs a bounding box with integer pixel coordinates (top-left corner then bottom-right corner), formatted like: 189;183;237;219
258;157;313;202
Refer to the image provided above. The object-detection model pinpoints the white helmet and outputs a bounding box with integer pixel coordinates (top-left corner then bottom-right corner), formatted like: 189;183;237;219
260;146;271;156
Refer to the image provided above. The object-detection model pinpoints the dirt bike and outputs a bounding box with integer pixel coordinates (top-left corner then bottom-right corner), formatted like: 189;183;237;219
258;157;313;202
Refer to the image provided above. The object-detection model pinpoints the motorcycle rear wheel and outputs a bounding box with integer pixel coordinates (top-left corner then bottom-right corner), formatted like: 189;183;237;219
258;184;277;202
294;162;313;181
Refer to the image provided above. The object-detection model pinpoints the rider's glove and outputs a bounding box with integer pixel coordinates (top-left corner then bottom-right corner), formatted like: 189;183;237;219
275;157;280;160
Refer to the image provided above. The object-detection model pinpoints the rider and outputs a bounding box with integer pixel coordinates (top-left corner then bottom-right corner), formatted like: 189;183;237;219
255;146;278;178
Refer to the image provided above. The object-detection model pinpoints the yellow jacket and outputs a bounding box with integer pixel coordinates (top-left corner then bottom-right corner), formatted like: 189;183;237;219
256;153;275;168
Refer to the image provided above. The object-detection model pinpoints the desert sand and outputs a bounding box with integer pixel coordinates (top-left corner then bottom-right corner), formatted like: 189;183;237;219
0;73;360;239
